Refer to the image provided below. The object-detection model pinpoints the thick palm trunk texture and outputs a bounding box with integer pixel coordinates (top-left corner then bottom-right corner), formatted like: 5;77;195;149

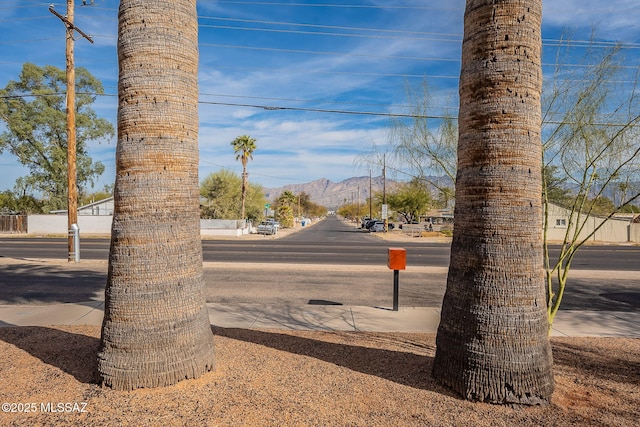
97;0;215;390
432;0;554;404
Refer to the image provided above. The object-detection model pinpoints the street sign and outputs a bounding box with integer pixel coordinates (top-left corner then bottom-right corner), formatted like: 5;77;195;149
381;204;388;220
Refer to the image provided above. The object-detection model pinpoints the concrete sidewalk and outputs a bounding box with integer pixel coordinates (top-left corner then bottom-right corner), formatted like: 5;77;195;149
0;301;638;337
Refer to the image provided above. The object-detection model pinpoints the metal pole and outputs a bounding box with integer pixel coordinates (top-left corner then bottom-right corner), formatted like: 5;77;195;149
69;223;80;262
393;269;399;311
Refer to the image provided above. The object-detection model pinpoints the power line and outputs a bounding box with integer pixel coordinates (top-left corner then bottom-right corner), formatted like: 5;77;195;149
199;159;303;183
5;1;640;14
200;92;416;109
198;99;452;119
4;91;640;127
0;37;60;44
198;23;461;42
4;6;640;50
200;42;461;63
204;2;459;10
202;65;459;80
0;15;51;23
198;15;461;38
199;42;640;70
197;16;640;49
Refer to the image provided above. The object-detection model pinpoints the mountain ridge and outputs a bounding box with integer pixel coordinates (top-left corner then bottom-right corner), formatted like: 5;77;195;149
264;176;392;209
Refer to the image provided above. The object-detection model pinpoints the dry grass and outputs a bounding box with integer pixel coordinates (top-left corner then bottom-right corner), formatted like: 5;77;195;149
0;325;638;426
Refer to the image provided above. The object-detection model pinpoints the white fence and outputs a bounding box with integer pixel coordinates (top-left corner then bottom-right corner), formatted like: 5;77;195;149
17;213;640;242
28;215;113;235
200;219;251;237
631;223;640;242
25;215;251;237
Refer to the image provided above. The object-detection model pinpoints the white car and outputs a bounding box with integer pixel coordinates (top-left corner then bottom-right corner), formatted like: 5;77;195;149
370;221;386;232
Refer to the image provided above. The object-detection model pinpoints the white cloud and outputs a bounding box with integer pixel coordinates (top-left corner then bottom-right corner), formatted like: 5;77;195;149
3;0;639;195
231;109;257;119
543;1;640;41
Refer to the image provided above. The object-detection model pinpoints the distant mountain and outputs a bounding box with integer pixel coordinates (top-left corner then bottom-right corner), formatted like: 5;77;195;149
264;176;394;209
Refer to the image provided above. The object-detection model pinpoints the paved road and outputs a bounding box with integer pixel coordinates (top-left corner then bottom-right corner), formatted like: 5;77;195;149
0;216;638;310
1;215;639;270
0;217;451;266
1;255;637;311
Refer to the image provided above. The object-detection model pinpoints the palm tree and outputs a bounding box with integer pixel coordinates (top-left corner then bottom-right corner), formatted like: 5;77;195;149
432;0;554;404
231;135;257;220
97;0;215;390
277;190;297;228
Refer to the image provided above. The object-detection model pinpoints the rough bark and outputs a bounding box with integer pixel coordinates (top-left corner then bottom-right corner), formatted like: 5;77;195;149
432;0;554;404
97;0;215;390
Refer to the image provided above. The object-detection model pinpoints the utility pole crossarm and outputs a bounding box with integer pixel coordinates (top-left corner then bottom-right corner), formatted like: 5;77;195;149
50;0;95;262
49;6;94;44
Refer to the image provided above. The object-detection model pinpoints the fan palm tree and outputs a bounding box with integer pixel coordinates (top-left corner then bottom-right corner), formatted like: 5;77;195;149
231;135;257;220
97;0;215;390
432;0;554;405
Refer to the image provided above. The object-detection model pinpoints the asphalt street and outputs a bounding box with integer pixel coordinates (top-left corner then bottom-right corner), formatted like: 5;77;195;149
0;216;638;310
1;216;639;270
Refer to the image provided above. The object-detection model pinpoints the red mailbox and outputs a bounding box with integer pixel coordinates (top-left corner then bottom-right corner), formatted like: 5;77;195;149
387;247;406;270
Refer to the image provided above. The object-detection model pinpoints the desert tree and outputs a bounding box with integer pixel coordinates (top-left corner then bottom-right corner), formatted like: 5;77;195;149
376;178;432;223
374;25;640;332
0;63;113;210
542;36;640;327
200;169;267;221
387;79;458;198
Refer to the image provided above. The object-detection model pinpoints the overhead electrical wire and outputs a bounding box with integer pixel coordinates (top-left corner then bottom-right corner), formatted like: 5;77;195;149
2;3;639;116
199;15;461;38
3;92;638;128
3;2;640;186
2;4;640;50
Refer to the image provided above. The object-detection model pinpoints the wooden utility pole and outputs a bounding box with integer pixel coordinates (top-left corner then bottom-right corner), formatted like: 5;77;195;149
382;154;387;232
65;0;77;262
369;170;372;220
356;185;360;225
50;2;93;262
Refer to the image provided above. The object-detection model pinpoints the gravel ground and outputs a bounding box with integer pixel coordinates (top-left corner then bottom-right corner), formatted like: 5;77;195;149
0;325;638;426
1;225;638;425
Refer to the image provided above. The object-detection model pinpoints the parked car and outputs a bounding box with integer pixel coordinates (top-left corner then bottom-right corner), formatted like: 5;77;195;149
369;221;395;232
363;218;378;230
257;220;279;235
370;221;385;232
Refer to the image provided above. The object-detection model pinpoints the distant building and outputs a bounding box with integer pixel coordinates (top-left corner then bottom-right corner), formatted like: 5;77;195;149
78;197;114;216
51;196;114;216
545;202;640;243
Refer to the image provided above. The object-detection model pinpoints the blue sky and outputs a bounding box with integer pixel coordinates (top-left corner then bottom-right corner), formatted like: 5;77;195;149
1;1;640;193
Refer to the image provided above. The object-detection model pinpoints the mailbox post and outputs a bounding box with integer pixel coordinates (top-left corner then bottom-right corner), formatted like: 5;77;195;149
387;247;406;311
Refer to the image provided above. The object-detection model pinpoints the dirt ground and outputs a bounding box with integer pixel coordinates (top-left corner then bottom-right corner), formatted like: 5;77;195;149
0;325;638;426
1;223;638;425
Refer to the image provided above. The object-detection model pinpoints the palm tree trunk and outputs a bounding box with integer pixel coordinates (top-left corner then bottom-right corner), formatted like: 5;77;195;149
241;168;247;220
97;0;215;390
432;0;554;404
